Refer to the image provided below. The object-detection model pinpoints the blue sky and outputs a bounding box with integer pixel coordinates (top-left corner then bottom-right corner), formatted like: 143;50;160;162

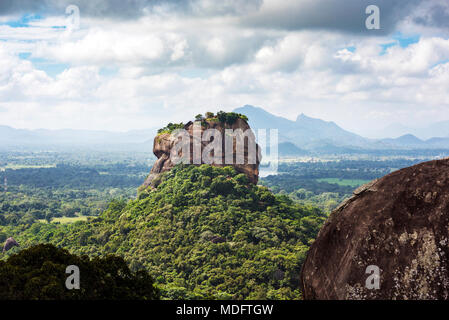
0;0;448;138
2;14;44;27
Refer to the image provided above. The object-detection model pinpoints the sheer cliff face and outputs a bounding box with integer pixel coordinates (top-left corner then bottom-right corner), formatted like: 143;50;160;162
301;158;449;300
143;118;261;188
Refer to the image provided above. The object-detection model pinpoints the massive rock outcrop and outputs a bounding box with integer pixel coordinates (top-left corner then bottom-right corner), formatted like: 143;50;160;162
301;158;449;300
143;117;261;188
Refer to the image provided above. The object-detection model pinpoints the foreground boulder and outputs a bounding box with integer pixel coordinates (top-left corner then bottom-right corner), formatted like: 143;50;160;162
301;158;449;299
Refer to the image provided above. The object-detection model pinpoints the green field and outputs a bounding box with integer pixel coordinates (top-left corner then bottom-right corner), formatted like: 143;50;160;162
316;178;371;187
38;216;89;224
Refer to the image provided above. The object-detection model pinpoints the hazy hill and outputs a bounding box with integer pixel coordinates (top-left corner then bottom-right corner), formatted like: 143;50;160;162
381;134;449;149
278;142;308;156
426;137;449;148
0;125;157;150
380;134;425;148
381;121;449;140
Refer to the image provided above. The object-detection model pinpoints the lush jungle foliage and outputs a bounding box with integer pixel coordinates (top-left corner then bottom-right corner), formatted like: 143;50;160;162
195;111;249;124
0;163;147;225
215;111;248;124
157;122;185;135
0;243;159;300
1;164;326;300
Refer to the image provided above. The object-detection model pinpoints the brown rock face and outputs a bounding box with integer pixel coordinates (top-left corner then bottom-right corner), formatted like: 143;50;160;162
301;158;449;300
3;237;19;253
143;118;261;188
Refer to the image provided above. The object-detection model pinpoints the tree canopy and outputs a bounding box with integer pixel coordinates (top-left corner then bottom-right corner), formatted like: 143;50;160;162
0;243;159;300
4;164;326;299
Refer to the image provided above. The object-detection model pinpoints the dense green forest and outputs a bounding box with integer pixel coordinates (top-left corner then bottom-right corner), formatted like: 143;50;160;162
0;150;431;299
0;163;149;225
1;164;325;299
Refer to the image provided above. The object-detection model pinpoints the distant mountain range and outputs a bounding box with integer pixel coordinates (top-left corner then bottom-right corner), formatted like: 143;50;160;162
379;134;449;149
234;105;449;153
1;105;449;154
234;105;372;151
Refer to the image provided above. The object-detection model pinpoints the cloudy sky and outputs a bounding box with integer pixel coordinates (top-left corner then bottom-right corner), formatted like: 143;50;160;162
0;0;448;137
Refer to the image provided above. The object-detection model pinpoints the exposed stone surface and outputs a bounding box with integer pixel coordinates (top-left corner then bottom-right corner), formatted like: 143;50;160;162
2;237;19;253
210;236;226;244
143;118;261;188
300;158;449;300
